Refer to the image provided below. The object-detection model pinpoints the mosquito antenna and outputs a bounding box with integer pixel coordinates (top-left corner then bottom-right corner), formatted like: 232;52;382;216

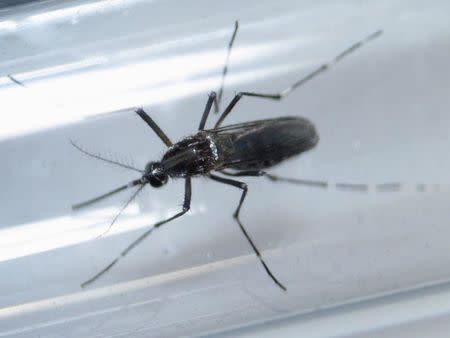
279;29;383;98
96;184;145;238
215;20;239;113
73;179;142;210
70;139;143;174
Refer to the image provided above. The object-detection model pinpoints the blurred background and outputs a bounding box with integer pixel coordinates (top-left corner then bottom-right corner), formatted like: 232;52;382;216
0;0;450;337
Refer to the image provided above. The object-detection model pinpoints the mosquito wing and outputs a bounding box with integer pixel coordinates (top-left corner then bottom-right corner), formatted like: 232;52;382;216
209;116;319;170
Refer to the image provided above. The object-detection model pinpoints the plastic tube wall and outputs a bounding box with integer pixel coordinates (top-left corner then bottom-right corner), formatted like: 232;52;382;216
0;0;449;337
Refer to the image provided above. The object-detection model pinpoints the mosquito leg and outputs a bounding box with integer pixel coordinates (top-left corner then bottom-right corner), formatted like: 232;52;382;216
198;92;218;130
214;30;382;128
215;20;239;114
135;108;173;147
219;170;328;188
263;173;329;189
219;170;265;177
81;178;192;288
265;173;405;192
376;182;403;192
7;74;25;87
220;170;404;192
208;173;286;291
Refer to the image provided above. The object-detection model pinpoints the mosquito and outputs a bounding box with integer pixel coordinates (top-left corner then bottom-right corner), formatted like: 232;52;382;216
72;21;386;291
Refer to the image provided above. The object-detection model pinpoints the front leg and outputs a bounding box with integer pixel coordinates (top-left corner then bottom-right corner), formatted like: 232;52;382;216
81;178;192;288
136;108;173;147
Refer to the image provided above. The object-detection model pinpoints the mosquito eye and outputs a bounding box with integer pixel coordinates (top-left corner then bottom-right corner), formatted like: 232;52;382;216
149;177;163;187
148;173;168;188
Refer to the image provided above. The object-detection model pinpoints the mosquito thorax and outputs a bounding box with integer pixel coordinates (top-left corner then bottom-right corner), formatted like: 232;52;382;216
143;161;168;187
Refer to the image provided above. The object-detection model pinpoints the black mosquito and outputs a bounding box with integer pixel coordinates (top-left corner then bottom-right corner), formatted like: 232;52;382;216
72;22;385;291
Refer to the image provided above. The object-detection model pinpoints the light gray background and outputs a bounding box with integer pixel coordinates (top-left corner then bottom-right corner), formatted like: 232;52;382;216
0;0;449;337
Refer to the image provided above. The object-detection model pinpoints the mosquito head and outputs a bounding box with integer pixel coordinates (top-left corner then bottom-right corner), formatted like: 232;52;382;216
143;161;168;188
